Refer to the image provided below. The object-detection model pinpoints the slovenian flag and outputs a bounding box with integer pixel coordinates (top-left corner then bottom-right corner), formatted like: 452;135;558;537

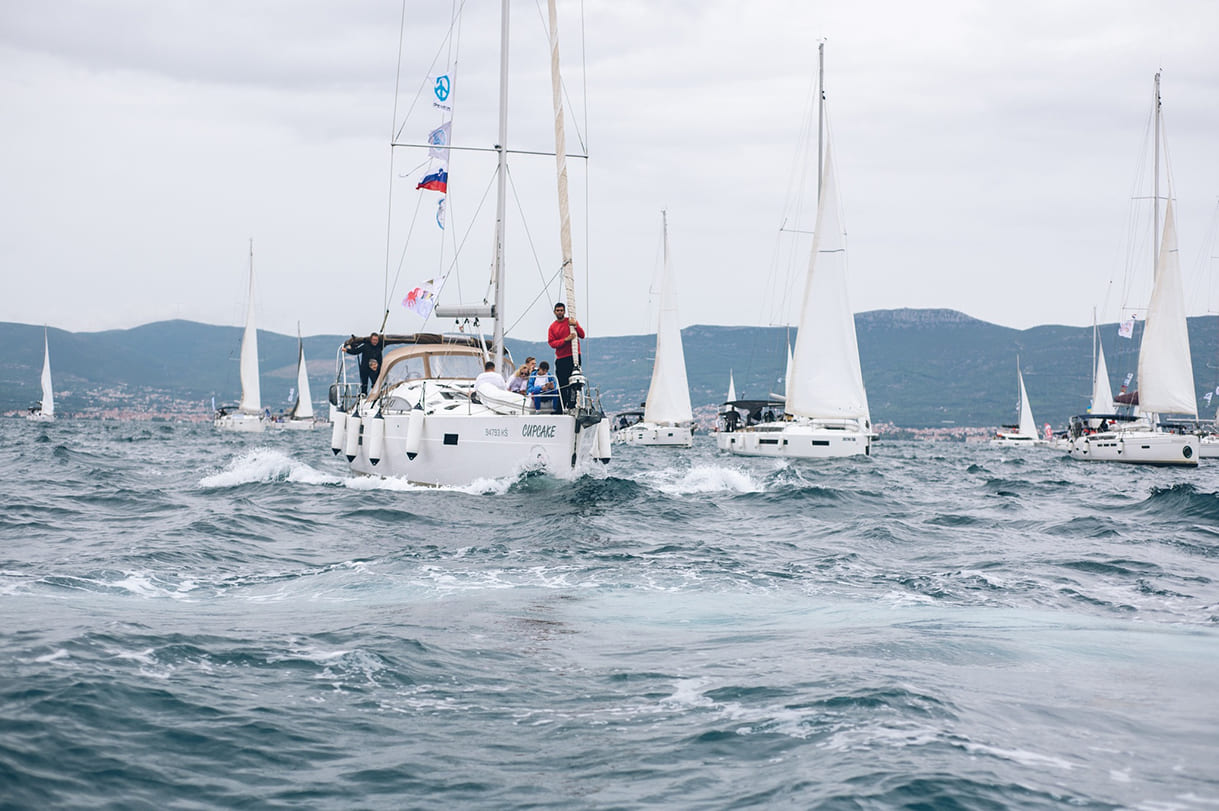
417;168;448;193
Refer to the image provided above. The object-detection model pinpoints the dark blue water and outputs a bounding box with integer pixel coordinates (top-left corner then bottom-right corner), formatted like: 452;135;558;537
2;419;1217;809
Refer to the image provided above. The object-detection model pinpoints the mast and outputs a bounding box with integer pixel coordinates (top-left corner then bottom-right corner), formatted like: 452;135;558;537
1153;71;1161;279
817;41;825;200
547;0;583;386
491;0;510;374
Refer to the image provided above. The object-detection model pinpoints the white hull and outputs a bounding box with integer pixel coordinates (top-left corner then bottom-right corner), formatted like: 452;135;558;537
274;419;320;431
1198;435;1219;459
1068;429;1198;466
989;433;1046;447
215;413;267;433
716;420;871;459
615;422;693;447
344;410;600;486
26;413;54;422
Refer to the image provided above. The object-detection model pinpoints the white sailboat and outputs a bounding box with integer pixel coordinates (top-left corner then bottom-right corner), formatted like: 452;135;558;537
215;241;266;433
27;328;55;422
717;43;874;459
276;325;318;430
327;0;609;486
1068;73;1198;466
990;360;1044;446
615;211;694;447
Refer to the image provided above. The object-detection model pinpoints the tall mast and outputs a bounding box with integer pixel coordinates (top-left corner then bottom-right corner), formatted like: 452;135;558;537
491;0;510;374
1153;71;1161;279
817;42;825;200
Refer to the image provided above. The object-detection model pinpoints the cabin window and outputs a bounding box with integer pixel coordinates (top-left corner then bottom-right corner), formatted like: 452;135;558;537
383;356;426;387
428;354;484;380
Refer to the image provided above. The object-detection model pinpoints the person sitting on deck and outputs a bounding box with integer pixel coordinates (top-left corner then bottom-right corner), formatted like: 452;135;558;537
527;361;561;413
475;361;508;391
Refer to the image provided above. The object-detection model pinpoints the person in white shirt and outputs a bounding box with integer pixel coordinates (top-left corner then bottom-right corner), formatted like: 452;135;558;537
474;361;508;391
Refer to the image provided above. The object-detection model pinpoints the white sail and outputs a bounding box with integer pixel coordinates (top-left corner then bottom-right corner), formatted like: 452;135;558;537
786;142;870;421
40;329;54;417
784;341;793;399
237;245;261;414
643;214;692;426
1137;199;1196;416
726;370;736;402
293;331;314;420
1017;367;1037;437
1091;341;1114;417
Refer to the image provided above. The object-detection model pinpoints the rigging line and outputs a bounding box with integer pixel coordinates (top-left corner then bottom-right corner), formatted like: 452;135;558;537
579;0;591;330
505;265;567;335
423;168;500;327
385;176;429;317
394;0;469;144
383;0;410;317
504;162;560;327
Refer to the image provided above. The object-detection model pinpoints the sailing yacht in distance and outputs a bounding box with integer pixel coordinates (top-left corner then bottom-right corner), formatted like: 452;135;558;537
717;43;874;459
276;325;318;430
26;327;55;421
614;211;694;447
990;359;1044;446
326;0;609;486
1068;73;1198;466
215;240;266;433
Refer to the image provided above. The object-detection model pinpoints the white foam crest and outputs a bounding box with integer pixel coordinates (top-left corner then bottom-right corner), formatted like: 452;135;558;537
33;649;70;664
963;741;1075;770
640;464;764;495
199;447;342;488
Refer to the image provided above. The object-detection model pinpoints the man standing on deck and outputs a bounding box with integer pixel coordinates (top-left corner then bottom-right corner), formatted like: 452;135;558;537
547;302;585;410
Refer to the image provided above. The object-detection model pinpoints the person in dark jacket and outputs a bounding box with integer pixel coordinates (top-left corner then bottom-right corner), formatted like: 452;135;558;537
344;333;383;394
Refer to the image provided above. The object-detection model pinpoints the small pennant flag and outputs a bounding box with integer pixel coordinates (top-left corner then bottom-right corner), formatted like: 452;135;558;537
427;122;451;160
417;167;448;193
403;280;436;319
436;197;446;230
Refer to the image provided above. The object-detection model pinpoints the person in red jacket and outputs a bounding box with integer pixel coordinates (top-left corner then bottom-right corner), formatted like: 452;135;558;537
547;302;585;409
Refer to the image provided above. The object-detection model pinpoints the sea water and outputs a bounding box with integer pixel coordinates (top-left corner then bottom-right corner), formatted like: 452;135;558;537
1;419;1217;809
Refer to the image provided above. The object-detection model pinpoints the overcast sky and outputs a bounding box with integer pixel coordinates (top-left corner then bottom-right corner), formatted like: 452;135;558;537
2;0;1218;343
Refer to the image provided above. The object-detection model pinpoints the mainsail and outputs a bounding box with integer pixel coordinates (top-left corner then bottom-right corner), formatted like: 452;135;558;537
1091;341;1114;418
237;242;261;415
1017;367;1037;438
1137;199;1197;416
643;213;692;426
291;330;314;421
40;329;54;417
785;142;870;421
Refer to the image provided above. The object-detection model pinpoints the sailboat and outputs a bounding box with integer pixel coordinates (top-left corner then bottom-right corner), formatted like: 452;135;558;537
276;325;318;430
215;240;266;433
26;328;55;422
614;211;694;447
1067;73;1198;466
717;43;874;459
990;359;1044;446
327;0;609;486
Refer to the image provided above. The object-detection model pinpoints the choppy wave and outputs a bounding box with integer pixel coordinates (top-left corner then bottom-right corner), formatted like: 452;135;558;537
2;421;1219;808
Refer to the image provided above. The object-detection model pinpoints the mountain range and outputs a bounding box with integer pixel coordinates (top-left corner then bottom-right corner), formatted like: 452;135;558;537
3;309;1216;428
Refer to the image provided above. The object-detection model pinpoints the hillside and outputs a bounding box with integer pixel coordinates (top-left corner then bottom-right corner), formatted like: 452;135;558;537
2;310;1216;427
